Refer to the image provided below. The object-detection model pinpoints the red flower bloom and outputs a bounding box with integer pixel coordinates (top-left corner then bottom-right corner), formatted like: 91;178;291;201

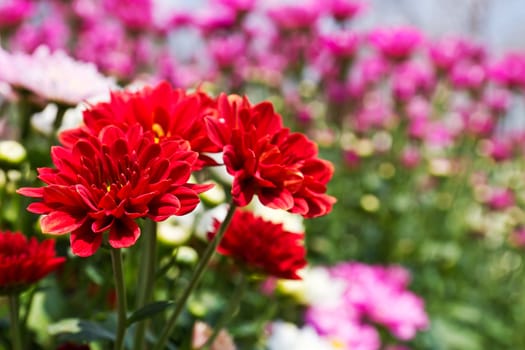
0;231;65;295
210;211;307;279
206;94;336;218
61;81;221;170
18;125;211;257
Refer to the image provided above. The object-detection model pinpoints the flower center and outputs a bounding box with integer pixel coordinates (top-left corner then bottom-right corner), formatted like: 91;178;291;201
152;123;165;143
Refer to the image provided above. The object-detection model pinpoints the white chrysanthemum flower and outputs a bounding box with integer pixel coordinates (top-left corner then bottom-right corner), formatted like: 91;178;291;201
0;46;116;105
267;322;337;350
252;196;305;233
303;267;346;307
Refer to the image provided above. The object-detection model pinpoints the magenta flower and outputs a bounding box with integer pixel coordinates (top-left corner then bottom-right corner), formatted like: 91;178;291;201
428;37;468;73
490;52;525;91
208;34;248;69
319;29;360;59
0;0;33;29
483;137;513;162
392;62;435;101
306;263;428;350
267;2;321;31
450;61;486;91
486;188;515;211
368;27;423;62
103;0;154;30
328;0;365;22
212;0;257;13
76;21;135;77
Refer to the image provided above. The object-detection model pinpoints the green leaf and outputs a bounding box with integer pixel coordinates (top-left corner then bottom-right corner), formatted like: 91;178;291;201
48;318;115;342
127;301;175;326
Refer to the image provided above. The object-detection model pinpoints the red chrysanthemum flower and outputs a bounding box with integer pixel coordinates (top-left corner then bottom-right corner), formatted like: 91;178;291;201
0;231;65;295
206;94;336;218
210;211;307;279
18;124;211;257
60;81;221;170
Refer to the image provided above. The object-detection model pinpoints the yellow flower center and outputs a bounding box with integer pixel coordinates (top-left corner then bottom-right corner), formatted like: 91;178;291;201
152;123;165;143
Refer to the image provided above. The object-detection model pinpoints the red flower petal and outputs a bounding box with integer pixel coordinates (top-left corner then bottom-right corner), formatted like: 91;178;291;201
108;217;140;249
41;211;86;235
70;224;103;257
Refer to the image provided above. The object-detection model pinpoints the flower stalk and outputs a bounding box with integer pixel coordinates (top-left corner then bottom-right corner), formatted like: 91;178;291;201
133;220;158;350
8;293;23;350
111;248;128;350
153;204;238;350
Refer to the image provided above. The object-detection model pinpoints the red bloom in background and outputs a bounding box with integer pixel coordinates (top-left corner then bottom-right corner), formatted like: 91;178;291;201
61;81;221;170
210;211;306;279
206;94;336;218
0;231;65;295
18;125;211;257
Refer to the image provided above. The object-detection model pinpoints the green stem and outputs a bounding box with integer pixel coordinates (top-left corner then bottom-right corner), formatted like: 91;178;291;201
8;293;23;350
133;220;158;350
111;248;128;350
20;286;37;340
200;274;248;350
153;204;238;350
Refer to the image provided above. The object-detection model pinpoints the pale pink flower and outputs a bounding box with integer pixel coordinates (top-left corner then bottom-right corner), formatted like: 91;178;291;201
192;321;237;350
0;46;115;105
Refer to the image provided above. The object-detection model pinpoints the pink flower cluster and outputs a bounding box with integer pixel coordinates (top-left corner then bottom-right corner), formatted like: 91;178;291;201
305;263;428;350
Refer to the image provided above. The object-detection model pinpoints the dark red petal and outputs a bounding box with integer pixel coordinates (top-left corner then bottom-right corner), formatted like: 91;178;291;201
258;188;294;211
70;224;102;257
148;193;182;220
108;217;140;249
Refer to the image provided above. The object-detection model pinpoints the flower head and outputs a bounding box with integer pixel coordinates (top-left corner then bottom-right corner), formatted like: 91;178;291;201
18;124;211;257
0;46;115;105
62;82;221;170
490;52;525;91
210;210;307;279
305;263;428;348
368;27;423;62
103;0;154;30
206;94;336;218
267;322;338;350
0;231;65;295
267;2;321;31
0;0;33;28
